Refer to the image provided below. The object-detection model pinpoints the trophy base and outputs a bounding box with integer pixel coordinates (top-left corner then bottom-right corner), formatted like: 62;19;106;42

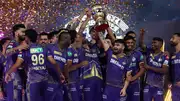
95;24;109;32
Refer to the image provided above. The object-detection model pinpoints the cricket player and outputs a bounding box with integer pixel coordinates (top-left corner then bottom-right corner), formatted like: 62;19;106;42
66;32;88;101
5;24;27;101
170;33;180;101
99;36;130;101
143;37;169;101
5;29;64;101
124;36;145;101
46;29;71;101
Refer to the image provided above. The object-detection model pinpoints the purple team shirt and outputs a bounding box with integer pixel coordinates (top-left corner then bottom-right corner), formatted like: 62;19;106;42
67;46;83;82
106;49;129;88
80;47;102;80
47;44;67;82
5;40;20;79
170;52;180;84
146;51;169;88
18;43;49;83
126;50;144;83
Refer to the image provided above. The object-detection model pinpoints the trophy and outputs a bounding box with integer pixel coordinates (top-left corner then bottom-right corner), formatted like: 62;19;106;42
92;5;109;32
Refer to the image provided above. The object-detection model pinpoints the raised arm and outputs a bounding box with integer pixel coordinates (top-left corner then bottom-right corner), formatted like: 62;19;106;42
107;27;116;42
139;29;146;51
78;8;92;35
98;32;110;51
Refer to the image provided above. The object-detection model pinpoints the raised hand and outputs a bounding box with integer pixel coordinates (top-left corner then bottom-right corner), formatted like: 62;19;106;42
85;8;92;18
140;28;145;35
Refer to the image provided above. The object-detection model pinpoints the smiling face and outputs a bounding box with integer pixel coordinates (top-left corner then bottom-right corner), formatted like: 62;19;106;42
125;39;135;51
152;40;162;51
112;42;124;54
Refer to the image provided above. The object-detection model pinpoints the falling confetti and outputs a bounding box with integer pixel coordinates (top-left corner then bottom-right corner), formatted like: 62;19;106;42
0;0;144;37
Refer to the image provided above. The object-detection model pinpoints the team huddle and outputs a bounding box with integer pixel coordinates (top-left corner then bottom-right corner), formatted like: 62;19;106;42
0;9;180;101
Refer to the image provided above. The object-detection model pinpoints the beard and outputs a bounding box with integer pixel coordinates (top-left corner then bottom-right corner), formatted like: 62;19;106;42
113;49;121;55
41;42;46;47
113;51;119;55
18;36;25;42
170;42;177;47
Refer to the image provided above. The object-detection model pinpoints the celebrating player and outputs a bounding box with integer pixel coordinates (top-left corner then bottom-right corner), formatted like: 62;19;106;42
99;33;131;101
5;29;64;101
46;29;71;101
5;24;27;101
124;36;145;101
142;37;169;101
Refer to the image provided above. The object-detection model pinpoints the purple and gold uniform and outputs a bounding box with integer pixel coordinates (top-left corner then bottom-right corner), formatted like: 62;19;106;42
80;45;103;101
143;52;169;101
126;50;144;101
18;43;49;101
5;40;23;101
67;46;82;101
103;49;129;101
46;44;66;101
170;52;180;101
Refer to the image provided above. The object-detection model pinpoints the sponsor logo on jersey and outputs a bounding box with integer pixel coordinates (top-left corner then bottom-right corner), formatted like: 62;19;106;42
171;55;176;59
158;58;162;62
54;55;66;63
110;58;125;70
54;51;62;55
132;57;136;62
30;48;43;53
74;54;78;57
67;51;72;57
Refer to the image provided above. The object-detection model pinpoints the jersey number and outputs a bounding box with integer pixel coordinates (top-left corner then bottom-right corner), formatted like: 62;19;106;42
31;54;44;65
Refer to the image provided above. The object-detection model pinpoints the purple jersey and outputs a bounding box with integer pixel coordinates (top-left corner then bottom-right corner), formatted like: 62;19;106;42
106;49;129;88
5;40;21;79
5;40;19;70
67;46;82;82
170;52;180;84
18;43;49;83
80;47;102;80
146;52;169;88
47;44;67;82
126;50;144;83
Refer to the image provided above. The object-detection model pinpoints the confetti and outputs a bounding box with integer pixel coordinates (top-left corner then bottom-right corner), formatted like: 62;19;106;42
0;0;144;37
